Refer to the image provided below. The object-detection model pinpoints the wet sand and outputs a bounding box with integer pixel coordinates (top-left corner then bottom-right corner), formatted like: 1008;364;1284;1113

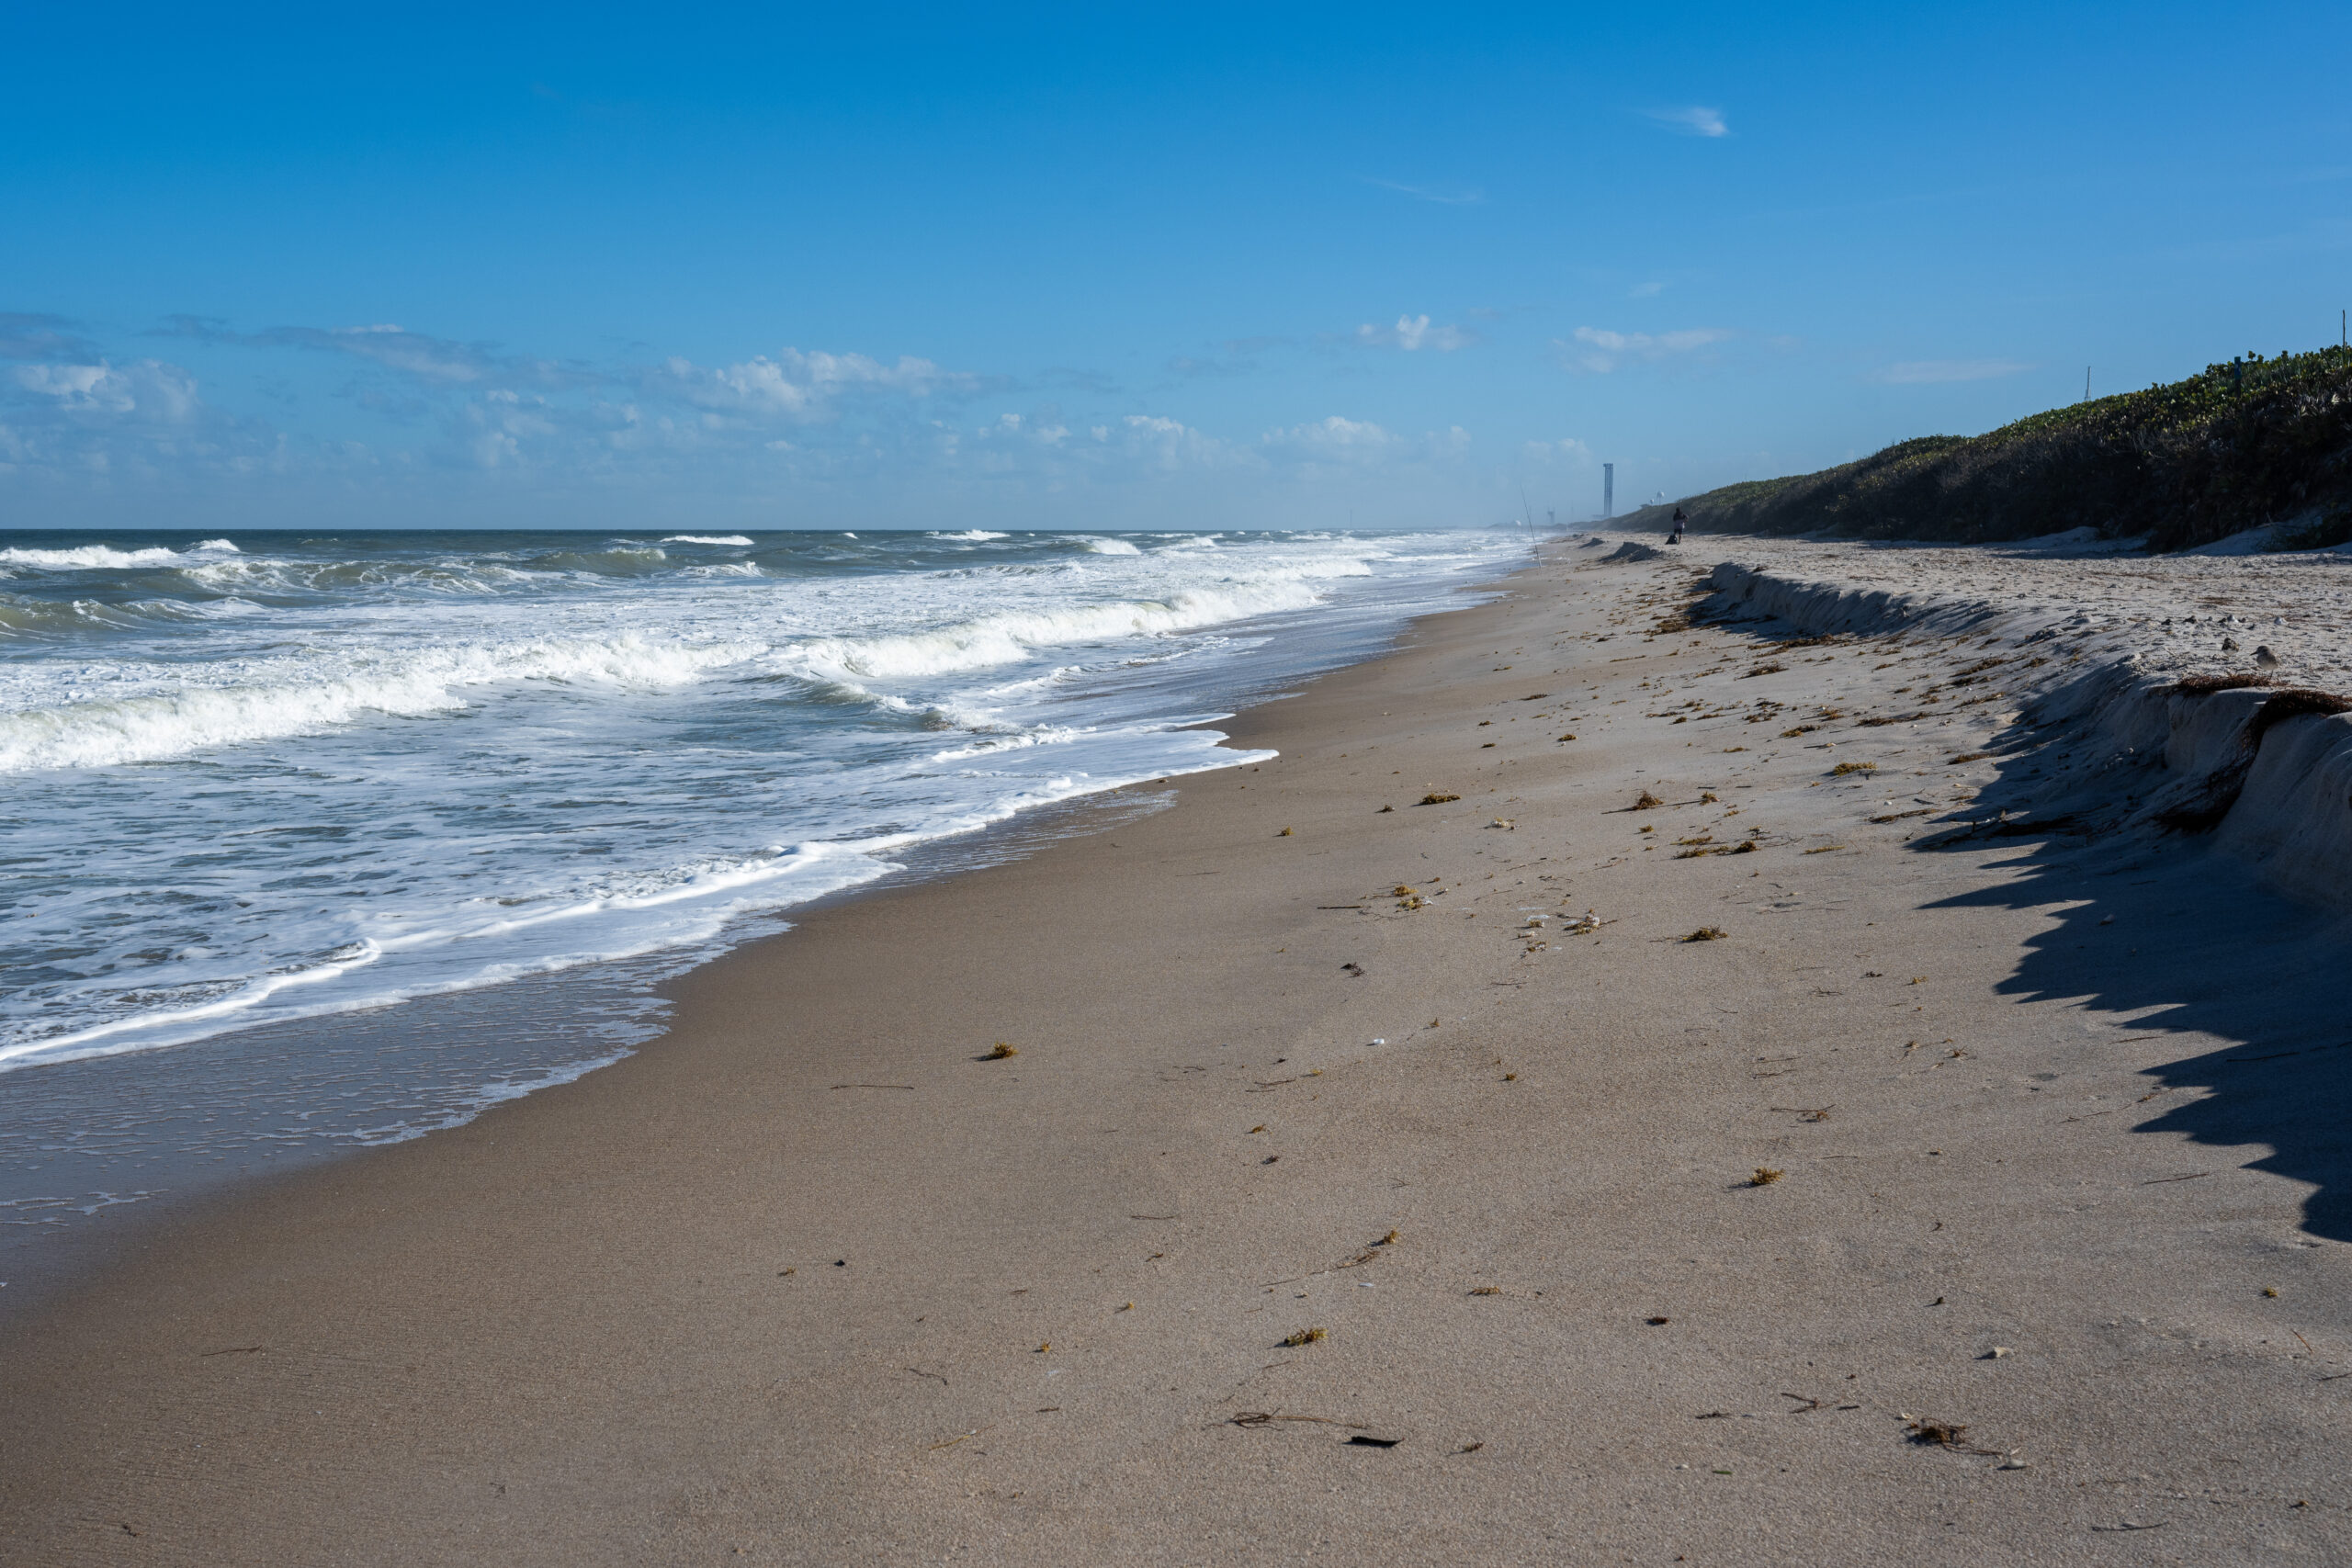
6;538;2350;1564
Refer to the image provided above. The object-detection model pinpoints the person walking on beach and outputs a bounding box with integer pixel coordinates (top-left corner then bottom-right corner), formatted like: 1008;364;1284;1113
1669;507;1687;546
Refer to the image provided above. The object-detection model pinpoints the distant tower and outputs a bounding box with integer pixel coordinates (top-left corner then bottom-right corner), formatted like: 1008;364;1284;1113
1602;464;1614;520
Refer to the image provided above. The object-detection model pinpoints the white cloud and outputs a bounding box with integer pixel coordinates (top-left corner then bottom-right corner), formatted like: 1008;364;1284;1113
13;359;200;422
1645;106;1729;138
1521;436;1592;464
156;318;587;389
1873;359;2034;384
1263;414;1394;461
1361;177;1486;206
1355;314;1476;352
648;348;981;422
1258;416;1470;469
1555;327;1733;373
1627;281;1665;299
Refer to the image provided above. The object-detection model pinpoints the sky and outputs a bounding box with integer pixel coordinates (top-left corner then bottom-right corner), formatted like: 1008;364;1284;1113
4;1;2350;532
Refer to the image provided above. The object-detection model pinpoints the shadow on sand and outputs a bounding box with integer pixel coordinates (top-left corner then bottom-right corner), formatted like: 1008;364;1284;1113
1907;790;2352;1241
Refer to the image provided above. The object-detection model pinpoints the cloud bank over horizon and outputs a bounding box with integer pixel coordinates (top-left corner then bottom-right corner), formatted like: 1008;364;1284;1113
0;310;1533;529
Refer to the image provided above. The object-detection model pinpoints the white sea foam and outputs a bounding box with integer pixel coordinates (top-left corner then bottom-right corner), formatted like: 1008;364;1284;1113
662;535;755;546
0;631;759;772
0;538;241;570
933;529;1011;541
2;544;185;569
777;573;1363;683
0;526;1521;1102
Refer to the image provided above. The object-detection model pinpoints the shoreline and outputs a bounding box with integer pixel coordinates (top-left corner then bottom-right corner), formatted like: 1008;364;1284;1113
0;556;1507;1314
8;537;2351;1562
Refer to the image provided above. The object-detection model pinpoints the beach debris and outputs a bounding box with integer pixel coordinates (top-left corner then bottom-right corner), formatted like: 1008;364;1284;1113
1377;805;1394;812
1502;1072;1518;1081
1035;1342;1051;1353
2222;637;2240;651
1683;926;1728;942
1677;834;1713;846
929;1426;993;1451
1634;790;1664;809
1905;1417;1969;1448
1347;1435;1402;1449
1419;792;1461;805
1231;1411;1365;1431
1804;845;1844;854
1771;1105;1834;1122
1278;827;1294;836
831;1082;916;1090
982;1043;1019;1060
1469;1286;1504;1295
2264;1286;2281;1298
1700;791;1719;803
1458;1441;1486;1454
1645;1315;1670;1325
1741;662;1785;679
1248;1124;1267;1134
1120;1302;1136;1312
1487;818;1515;829
1749;1168;1785;1186
1279;1326;1329;1348
1556;732;1578;741
1982;1346;2013;1359
1829;761;1877;776
1340;961;1364;975
1781;725;1817;739
1564;910;1603;934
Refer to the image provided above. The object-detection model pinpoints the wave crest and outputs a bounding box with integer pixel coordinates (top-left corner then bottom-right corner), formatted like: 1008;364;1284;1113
0;633;758;773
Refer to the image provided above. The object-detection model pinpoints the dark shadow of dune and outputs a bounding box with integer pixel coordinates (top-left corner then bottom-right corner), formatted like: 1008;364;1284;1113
1688;581;2352;1241
1910;821;2352;1242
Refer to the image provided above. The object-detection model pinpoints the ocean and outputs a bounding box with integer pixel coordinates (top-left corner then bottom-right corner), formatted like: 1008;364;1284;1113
0;525;1521;1275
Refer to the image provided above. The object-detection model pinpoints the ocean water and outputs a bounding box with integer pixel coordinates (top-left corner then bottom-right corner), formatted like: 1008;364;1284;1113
0;526;1521;1277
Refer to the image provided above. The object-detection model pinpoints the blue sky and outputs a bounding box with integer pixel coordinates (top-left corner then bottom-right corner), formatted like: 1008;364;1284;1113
5;2;2349;531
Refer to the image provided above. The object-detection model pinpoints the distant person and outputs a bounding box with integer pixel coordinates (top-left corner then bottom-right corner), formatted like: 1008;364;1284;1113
1669;508;1687;546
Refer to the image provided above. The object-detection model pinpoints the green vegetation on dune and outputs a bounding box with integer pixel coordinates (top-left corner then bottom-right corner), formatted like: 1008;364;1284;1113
1630;346;2352;552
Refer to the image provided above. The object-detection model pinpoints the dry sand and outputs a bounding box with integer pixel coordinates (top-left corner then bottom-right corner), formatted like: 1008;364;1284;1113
6;536;2351;1564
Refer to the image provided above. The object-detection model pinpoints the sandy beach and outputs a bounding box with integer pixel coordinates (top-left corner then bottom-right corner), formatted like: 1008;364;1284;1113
6;534;2352;1564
